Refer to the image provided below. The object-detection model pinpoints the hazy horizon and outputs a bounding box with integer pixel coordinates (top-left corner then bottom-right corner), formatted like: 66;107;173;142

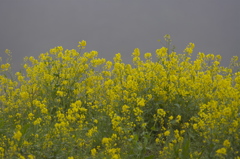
1;0;240;72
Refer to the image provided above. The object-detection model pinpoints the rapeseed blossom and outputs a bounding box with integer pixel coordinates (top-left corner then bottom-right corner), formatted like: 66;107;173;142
0;36;239;158
216;147;227;155
13;131;22;141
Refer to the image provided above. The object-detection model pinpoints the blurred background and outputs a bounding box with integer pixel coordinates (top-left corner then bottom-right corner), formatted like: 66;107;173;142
0;0;240;72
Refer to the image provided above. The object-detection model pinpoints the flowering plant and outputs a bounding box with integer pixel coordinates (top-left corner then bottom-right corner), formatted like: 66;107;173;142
0;36;239;158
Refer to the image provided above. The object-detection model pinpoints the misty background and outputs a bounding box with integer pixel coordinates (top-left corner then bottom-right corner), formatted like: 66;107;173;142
0;0;240;73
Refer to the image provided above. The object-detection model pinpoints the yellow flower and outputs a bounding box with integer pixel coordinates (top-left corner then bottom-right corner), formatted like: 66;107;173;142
102;137;112;146
86;126;98;137
5;49;11;54
20;92;29;99
133;107;143;116
93;119;98;124
164;130;170;136
113;53;122;63
168;116;173;120
157;109;166;117
0;147;4;158
78;40;87;49
121;105;130;113
137;98;145;107
33;118;42;125
80;40;86;46
91;148;97;157
216;147;227;155
13;130;22;141
18;154;25;159
141;123;147;128
176;115;181;123
41;107;48;114
28;113;34;120
132;48;140;57
56;91;64;97
144;53;152;59
105;61;112;70
23;141;31;146
223;140;231;148
0;63;10;70
16;124;22;130
164;34;171;41
111;154;120;159
184;42;195;55
28;154;35;159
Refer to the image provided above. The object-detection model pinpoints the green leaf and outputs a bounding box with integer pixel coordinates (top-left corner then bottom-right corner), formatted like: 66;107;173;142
174;103;180;108
144;155;155;159
182;136;190;159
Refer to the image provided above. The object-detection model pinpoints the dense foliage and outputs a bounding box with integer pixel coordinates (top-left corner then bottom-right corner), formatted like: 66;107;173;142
0;36;239;158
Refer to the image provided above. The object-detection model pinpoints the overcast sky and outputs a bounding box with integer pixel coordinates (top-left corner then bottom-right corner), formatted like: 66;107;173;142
0;0;240;72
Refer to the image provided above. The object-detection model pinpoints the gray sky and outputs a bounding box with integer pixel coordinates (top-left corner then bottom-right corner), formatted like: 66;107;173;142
1;0;240;72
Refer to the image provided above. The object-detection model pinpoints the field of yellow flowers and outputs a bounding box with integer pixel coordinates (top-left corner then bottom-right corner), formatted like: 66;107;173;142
0;36;240;159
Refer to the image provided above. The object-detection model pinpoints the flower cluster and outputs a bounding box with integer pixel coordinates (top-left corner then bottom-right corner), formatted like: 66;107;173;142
0;37;239;158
